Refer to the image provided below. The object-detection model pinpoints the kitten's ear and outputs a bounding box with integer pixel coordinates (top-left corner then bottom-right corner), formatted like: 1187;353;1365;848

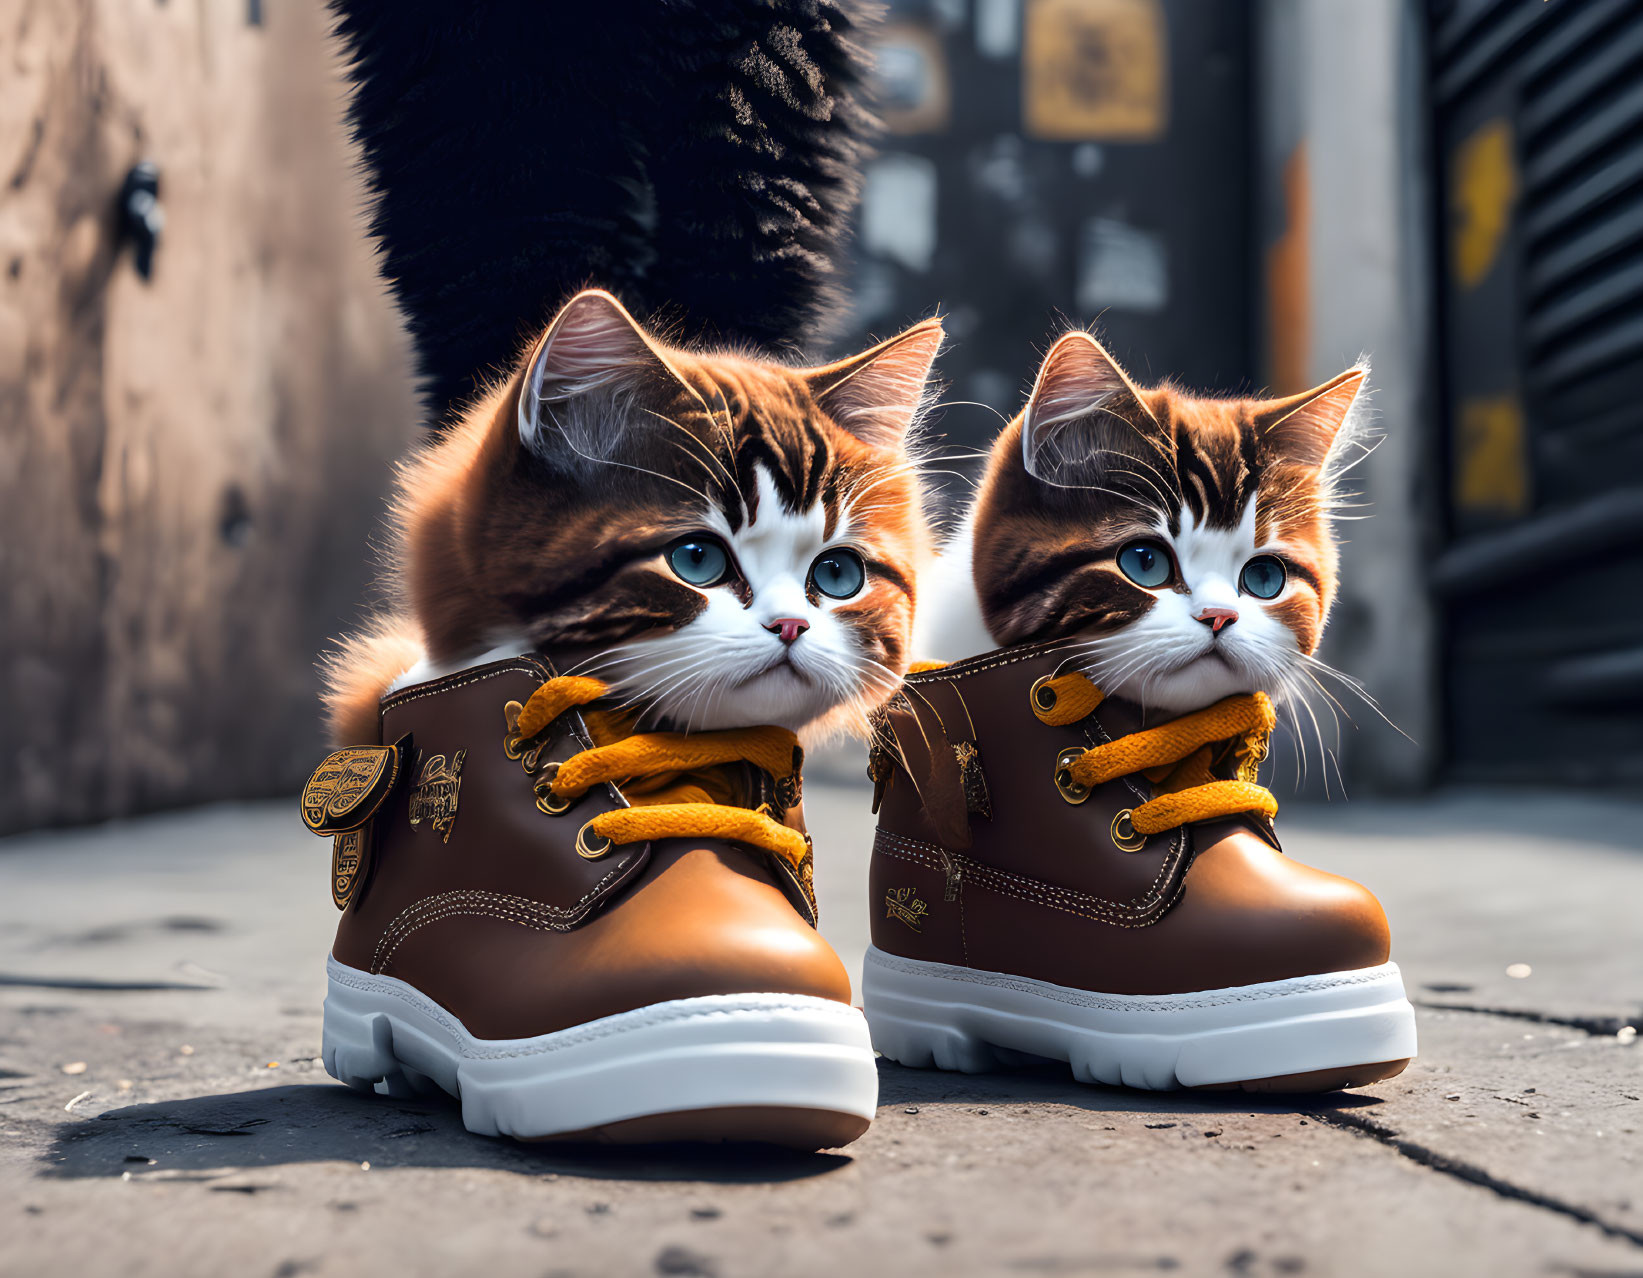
1253;364;1369;470
807;318;944;449
1021;331;1161;483
517;289;675;449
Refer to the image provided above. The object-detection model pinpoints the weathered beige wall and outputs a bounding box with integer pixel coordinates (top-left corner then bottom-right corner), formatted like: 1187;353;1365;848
0;0;418;833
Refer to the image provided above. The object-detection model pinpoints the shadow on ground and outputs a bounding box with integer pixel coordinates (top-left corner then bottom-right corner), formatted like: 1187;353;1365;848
43;1083;851;1184
872;1060;1387;1114
43;1061;1383;1186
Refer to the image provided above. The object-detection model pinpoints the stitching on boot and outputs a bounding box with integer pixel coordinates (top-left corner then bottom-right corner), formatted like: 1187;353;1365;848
873;829;1188;927
371;885;621;973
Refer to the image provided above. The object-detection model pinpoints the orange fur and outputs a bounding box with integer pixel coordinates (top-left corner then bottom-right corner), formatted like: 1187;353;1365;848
321;615;427;745
321;290;940;745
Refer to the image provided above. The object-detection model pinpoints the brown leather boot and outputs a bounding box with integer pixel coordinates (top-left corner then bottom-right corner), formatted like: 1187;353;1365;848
862;642;1416;1092
300;654;876;1148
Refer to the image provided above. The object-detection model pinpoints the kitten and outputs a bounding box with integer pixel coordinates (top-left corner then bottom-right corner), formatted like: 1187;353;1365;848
326;289;942;744
915;330;1369;720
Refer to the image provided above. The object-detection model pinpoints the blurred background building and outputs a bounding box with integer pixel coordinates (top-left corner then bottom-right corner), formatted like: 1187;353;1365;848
3;0;1639;835
834;0;1643;793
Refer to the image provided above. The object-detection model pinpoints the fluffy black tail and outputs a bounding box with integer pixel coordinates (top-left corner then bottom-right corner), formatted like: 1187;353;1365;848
330;0;880;426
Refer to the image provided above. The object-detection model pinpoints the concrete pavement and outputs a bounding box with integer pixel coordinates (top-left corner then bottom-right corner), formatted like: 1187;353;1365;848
1;784;1639;1277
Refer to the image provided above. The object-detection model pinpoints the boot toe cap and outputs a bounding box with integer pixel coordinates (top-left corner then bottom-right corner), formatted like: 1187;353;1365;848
1174;826;1393;986
569;842;853;1012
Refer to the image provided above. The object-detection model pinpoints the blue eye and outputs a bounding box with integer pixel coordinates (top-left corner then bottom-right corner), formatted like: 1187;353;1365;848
1116;541;1173;589
1239;555;1287;599
810;549;867;600
666;537;730;587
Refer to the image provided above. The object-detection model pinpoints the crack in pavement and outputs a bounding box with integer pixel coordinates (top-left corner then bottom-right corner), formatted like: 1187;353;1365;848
0;974;216;992
1310;1109;1643;1250
1415;1000;1642;1038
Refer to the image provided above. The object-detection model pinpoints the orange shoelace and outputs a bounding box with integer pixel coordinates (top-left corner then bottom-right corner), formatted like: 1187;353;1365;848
507;676;810;872
1030;672;1279;836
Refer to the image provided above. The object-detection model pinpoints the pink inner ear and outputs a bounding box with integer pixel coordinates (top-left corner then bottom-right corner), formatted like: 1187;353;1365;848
812;320;943;448
530;291;653;403
1027;333;1139;431
1257;366;1367;468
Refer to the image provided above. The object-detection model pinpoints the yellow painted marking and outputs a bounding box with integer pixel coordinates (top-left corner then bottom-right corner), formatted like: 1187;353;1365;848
1455;394;1530;516
1451;118;1517;289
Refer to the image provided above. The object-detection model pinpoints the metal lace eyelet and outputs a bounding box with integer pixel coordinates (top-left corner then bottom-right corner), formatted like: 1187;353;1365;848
1110;808;1148;853
521;740;548;773
534;763;574;816
1030;676;1058;713
502;701;526;758
1053;746;1090;804
575;821;614;859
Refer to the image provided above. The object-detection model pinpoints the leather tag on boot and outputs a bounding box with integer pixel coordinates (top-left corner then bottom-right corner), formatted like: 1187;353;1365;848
866;711;897;814
953;740;992;821
331;826;371;910
301;743;404;836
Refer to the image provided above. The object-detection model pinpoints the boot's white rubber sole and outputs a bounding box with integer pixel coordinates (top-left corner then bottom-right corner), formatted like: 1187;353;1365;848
322;956;879;1147
863;946;1417;1092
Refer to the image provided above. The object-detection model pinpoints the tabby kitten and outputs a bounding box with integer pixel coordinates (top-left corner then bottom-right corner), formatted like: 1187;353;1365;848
916;331;1368;719
326;289;942;745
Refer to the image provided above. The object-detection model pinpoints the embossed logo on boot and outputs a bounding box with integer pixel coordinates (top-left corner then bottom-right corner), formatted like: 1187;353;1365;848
885;886;929;932
332;827;367;909
409;750;466;844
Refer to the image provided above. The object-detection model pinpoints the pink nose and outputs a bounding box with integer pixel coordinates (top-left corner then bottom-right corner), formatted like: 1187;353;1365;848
765;617;810;644
1195;606;1238;633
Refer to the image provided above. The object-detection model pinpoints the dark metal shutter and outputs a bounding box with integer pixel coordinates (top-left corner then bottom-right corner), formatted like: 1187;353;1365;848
1431;0;1643;784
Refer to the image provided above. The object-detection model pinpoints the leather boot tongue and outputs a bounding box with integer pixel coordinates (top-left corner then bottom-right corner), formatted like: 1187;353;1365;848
579;708;777;813
1093;693;1147;738
620;763;760;810
1101;695;1251;774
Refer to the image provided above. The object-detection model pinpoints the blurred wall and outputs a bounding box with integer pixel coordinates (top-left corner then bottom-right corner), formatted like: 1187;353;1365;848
0;0;418;834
